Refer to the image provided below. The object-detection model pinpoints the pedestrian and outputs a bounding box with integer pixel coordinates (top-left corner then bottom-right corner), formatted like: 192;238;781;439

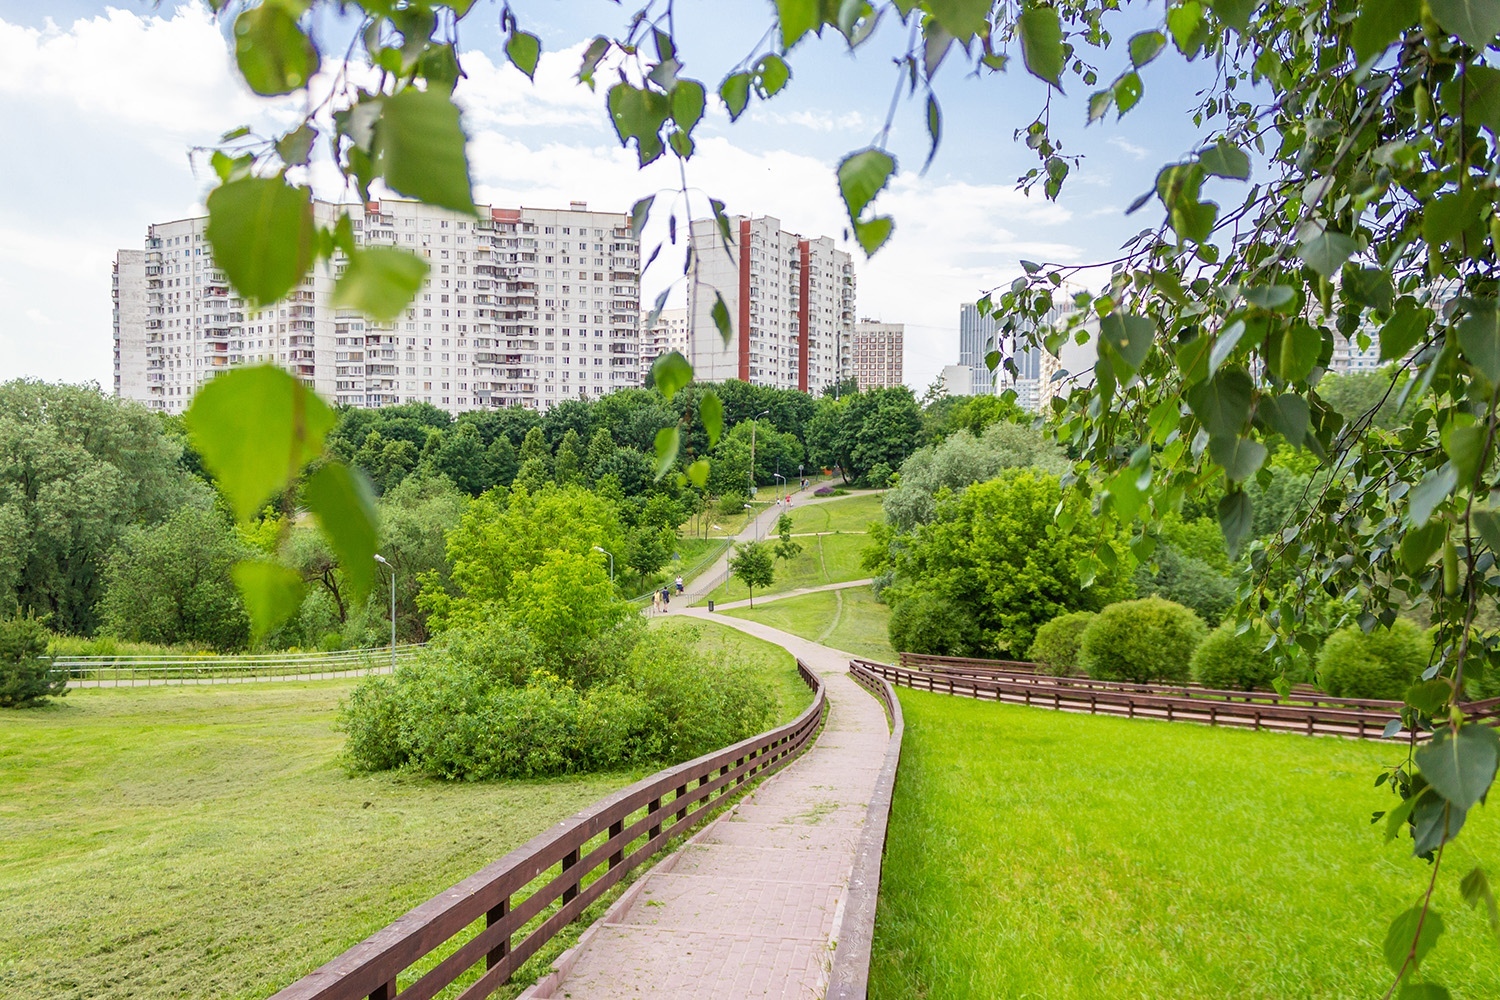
661;586;671;608
675;575;684;595
651;591;660;615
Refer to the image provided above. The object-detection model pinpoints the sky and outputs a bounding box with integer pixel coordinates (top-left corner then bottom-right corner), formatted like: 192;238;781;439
0;1;1234;393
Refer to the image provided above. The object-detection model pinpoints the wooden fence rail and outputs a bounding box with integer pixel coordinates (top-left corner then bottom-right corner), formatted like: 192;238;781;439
53;645;427;686
864;657;1500;739
268;660;827;1000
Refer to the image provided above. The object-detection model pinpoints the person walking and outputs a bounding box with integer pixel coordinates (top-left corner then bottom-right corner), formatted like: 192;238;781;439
651;590;660;615
675;575;684;595
661;586;671;609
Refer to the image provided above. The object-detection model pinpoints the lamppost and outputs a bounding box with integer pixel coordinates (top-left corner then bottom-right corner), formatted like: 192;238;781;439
748;408;771;498
373;554;396;673
593;545;614;582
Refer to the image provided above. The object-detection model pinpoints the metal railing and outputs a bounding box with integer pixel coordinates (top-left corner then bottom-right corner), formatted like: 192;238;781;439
54;644;427;687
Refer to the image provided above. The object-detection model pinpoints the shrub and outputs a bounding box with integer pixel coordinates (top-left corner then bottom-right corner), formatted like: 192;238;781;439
888;590;982;657
1;616;65;708
1191;624;1278;691
1316;620;1429;700
1133;548;1236;627
1028;611;1096;676
717;492;750;518
1079;597;1206;684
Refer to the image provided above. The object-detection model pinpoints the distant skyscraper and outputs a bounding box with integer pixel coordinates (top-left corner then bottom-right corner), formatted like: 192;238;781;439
958;302;1001;394
851;320;903;389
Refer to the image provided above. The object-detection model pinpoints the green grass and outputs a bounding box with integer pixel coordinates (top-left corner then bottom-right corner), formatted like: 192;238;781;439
870;690;1500;999
788;491;886;534
722;587;896;664
0;623;811;1000
651;615;812;724
706;532;871;604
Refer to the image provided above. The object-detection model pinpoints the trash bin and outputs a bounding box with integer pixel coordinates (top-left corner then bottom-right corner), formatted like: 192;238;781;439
707;600;715;613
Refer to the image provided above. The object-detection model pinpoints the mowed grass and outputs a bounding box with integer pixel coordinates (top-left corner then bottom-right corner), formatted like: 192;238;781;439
788;491;886;534
0;621;809;1000
871;690;1500;999
706;532;870;604
722;587;896;664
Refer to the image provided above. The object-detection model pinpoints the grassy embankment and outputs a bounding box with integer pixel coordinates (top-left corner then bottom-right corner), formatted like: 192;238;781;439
870;689;1500;999
704;492;884;604
722;587;897;663
0;620;806;1000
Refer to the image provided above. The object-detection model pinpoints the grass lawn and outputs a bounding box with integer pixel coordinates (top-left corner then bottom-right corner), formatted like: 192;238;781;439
871;690;1500;999
788;491;886;534
0;623;810;1000
706;532;871;604
722;587;896;664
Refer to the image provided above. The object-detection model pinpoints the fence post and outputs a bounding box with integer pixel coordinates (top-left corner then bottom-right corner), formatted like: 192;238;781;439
486;897;511;969
675;783;688;823
648;797;662;840
608;820;624;868
562;848;580;904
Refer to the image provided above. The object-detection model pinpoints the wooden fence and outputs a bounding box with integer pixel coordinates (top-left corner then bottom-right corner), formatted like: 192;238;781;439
267;660;827;1000
867;656;1500;739
55;645;426;687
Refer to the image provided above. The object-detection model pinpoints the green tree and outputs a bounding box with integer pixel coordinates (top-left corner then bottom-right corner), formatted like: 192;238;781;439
773;513;801;562
0;615;62;708
584;426;616;481
519;425;551;472
554;427;584;486
486;435;518;490
727;541;775;608
375;472;468;641
624;524;672;587
98;503;251;652
427;423;492;495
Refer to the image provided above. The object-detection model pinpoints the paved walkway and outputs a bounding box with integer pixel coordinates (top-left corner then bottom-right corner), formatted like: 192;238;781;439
707;579;875;613
524;613;890;999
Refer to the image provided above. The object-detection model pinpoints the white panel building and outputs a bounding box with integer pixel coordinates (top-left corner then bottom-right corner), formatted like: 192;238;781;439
851;320;904;389
685;215;854;392
641;307;689;379
112;199;640;414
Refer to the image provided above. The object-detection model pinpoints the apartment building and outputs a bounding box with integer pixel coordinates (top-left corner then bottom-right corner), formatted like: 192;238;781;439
641;307;689;379
112;199;641;414
685;215;854;392
850;319;904;389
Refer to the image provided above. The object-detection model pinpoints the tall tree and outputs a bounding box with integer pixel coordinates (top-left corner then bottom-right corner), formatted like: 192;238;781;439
727;541;775;608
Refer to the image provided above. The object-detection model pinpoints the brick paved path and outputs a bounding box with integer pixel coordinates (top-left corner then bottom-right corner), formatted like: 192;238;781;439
523;614;890;999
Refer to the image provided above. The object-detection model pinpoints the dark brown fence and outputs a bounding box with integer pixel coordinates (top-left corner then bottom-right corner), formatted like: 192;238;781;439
268;660;826;1000
827;661;905;1000
866;656;1500;739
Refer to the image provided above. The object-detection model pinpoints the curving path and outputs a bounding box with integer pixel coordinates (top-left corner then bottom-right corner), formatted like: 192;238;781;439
522;612;890;999
706;578;875;613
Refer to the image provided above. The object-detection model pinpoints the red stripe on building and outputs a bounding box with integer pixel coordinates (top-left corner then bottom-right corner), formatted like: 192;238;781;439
738;219;752;382
797;239;811;392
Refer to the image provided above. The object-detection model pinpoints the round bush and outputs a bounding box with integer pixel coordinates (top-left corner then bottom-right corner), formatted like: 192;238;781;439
1028;611;1096;676
1316;620;1429;700
1190;624;1277;691
888;590;981;657
1079;597;1206;684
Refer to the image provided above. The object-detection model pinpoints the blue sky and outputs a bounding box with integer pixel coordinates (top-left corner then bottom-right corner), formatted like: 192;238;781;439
0;1;1233;391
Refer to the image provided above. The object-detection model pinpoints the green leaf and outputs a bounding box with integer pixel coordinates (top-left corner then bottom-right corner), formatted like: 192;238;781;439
837;148;896;220
1243;285;1294;310
608;82;671;165
332;246;429;322
672;79;706;132
1129;30;1167;67
1209;319;1247;375
1208;0;1257;32
205;176;315;309
185;366;336;521
630;195;654;240
1176;335;1212;385
375;88;475;214
1209;435;1268;482
1186;368;1254;437
1415;724;1500;811
1218;490;1254;557
1088;89;1114;122
1113;72;1144;115
1200;141;1251;180
1457;301;1500;384
302;461;379;602
1168;0;1206;54
1409;463;1459;527
1099;313;1155;371
776;0;822;49
928;0;991;41
1299;231;1359;278
1428;0;1500;51
233;3;320;96
1384;906;1445;974
719;72;752;120
276;123;317;166
753;54;791;97
653;426;681;480
1413;794;1467;854
652;350;693;401
924;94;942;171
1018;4;1065;88
1397;981;1453;1000
1405;679;1454;717
1457;65;1500;136
1423;189;1482;245
1385;791;1421;842
1156;163;1218;242
853;216;895;255
1473;509;1500;554
1459;867;1500;938
1400;521;1446;573
1257;393;1309;446
1441;419;1485;484
1380;305;1431;361
711;292;734;345
506;29;541;80
700;390;724;447
1341;266;1395;316
686;459;710;488
1352;0;1420;63
233;560;307;644
578;36;610;89
1271;321;1321;383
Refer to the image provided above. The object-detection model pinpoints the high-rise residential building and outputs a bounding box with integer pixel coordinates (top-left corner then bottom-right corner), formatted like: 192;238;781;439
685;214;854;392
939;364;973;396
958;302;1001;394
851;319;904;389
1329;331;1383;375
112;198;641;414
641;307;689;379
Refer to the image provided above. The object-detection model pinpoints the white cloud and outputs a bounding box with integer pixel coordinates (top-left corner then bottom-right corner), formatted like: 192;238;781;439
748;109;867;132
1108;136;1149;160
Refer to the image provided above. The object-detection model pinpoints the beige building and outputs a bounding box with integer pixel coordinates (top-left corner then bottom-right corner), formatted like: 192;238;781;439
850;319;903;389
685;214;854;392
641;307;689;379
112;199;641;414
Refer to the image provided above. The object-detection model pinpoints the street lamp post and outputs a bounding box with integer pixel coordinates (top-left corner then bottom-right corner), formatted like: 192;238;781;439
373;554;395;673
593;545;614;582
748;408;771;498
